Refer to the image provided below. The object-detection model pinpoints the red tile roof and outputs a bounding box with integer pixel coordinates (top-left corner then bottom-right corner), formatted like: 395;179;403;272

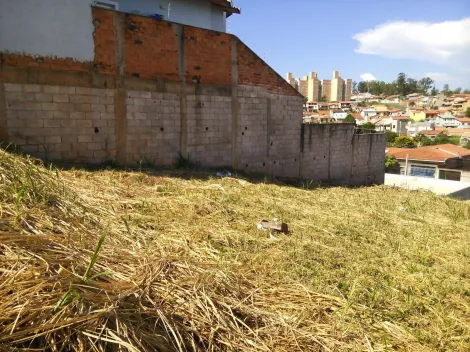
386;144;470;162
424;110;440;114
392;116;410;121
351;113;363;120
419;130;446;136
457;118;470;123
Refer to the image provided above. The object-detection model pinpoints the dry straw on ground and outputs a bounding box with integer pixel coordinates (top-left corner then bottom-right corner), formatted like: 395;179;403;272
1;149;470;351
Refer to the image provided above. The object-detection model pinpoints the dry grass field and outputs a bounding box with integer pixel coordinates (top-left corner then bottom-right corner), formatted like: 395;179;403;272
1;149;470;351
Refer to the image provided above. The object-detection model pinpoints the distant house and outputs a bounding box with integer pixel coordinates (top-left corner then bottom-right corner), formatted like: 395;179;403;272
373;116;409;135
351;113;364;124
456;118;470;126
381;95;401;104
304;101;319;112
361;108;377;121
461;132;470;146
409;109;440;122
407;121;436;137
386;144;470;182
435;114;459;128
417;129;447;141
330;109;348;121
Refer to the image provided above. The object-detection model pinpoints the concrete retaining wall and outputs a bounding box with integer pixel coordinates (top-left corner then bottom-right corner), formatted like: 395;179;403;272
0;6;386;185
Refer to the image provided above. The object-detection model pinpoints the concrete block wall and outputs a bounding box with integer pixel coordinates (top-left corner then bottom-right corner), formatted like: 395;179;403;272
3;83;116;163
125;90;181;165
186;94;232;167
0;6;386;185
300;124;386;185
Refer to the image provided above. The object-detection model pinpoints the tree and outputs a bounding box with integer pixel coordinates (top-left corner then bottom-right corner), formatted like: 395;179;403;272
406;77;418;95
430;86;439;96
386;131;398;146
418;77;434;95
344;114;356;124
396;73;407;96
385;154;399;169
443;84;453;97
433;134;459;146
415;134;433;146
356;122;376;134
463;89;470;94
409;101;415;107
454;87;462;94
392;136;417;148
357;81;368;93
466;107;470;118
319;95;327;102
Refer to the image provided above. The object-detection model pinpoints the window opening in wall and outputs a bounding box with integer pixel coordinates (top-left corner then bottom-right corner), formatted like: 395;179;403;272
92;0;119;10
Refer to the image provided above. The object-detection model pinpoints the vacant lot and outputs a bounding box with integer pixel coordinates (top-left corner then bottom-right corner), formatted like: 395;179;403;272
1;149;470;351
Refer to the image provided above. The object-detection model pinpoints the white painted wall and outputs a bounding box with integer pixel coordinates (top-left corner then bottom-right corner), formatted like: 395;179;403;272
0;0;94;61
117;0;227;32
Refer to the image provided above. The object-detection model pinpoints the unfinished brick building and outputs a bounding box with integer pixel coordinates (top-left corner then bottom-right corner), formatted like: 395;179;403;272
0;0;385;185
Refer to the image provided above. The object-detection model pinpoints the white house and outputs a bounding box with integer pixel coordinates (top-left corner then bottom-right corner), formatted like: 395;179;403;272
407;121;436;137
456;118;470;127
330;109;348;121
96;0;240;31
435;114;459;128
360;108;377;121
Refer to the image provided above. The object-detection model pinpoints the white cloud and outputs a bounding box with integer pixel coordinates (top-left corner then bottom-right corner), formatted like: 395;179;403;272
353;18;470;70
360;73;377;81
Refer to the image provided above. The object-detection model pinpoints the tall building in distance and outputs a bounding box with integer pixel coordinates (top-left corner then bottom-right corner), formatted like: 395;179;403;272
307;72;321;103
286;71;352;102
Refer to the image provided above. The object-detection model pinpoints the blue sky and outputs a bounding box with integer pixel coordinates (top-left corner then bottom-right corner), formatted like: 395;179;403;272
229;0;470;90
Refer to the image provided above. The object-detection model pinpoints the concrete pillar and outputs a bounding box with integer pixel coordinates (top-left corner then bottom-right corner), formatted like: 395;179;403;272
114;12;127;166
174;24;187;158
0;66;7;143
231;37;239;169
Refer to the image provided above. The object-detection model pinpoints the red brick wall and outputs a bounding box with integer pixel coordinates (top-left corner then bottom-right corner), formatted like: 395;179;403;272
237;40;298;96
1;7;299;97
184;27;231;86
0;54;89;72
92;7;117;75
122;16;179;81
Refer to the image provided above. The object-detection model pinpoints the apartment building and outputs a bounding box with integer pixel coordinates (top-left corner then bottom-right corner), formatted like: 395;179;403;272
287;70;352;102
307;72;321;103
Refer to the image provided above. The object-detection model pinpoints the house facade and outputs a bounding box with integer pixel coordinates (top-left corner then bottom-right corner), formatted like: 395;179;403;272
93;0;240;32
386;144;470;182
435;114;459;128
330;109;348;121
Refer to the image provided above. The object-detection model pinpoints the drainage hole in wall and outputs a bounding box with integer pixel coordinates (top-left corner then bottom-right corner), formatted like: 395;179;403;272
160;127;164;132
324;155;326;158
245;126;247;130
242;132;244;136
313;157;316;160
270;141;273;146
263;162;265;166
274;161;276;165
295;159;297;162
246;164;248;168
205;127;209;131
94;127;99;133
